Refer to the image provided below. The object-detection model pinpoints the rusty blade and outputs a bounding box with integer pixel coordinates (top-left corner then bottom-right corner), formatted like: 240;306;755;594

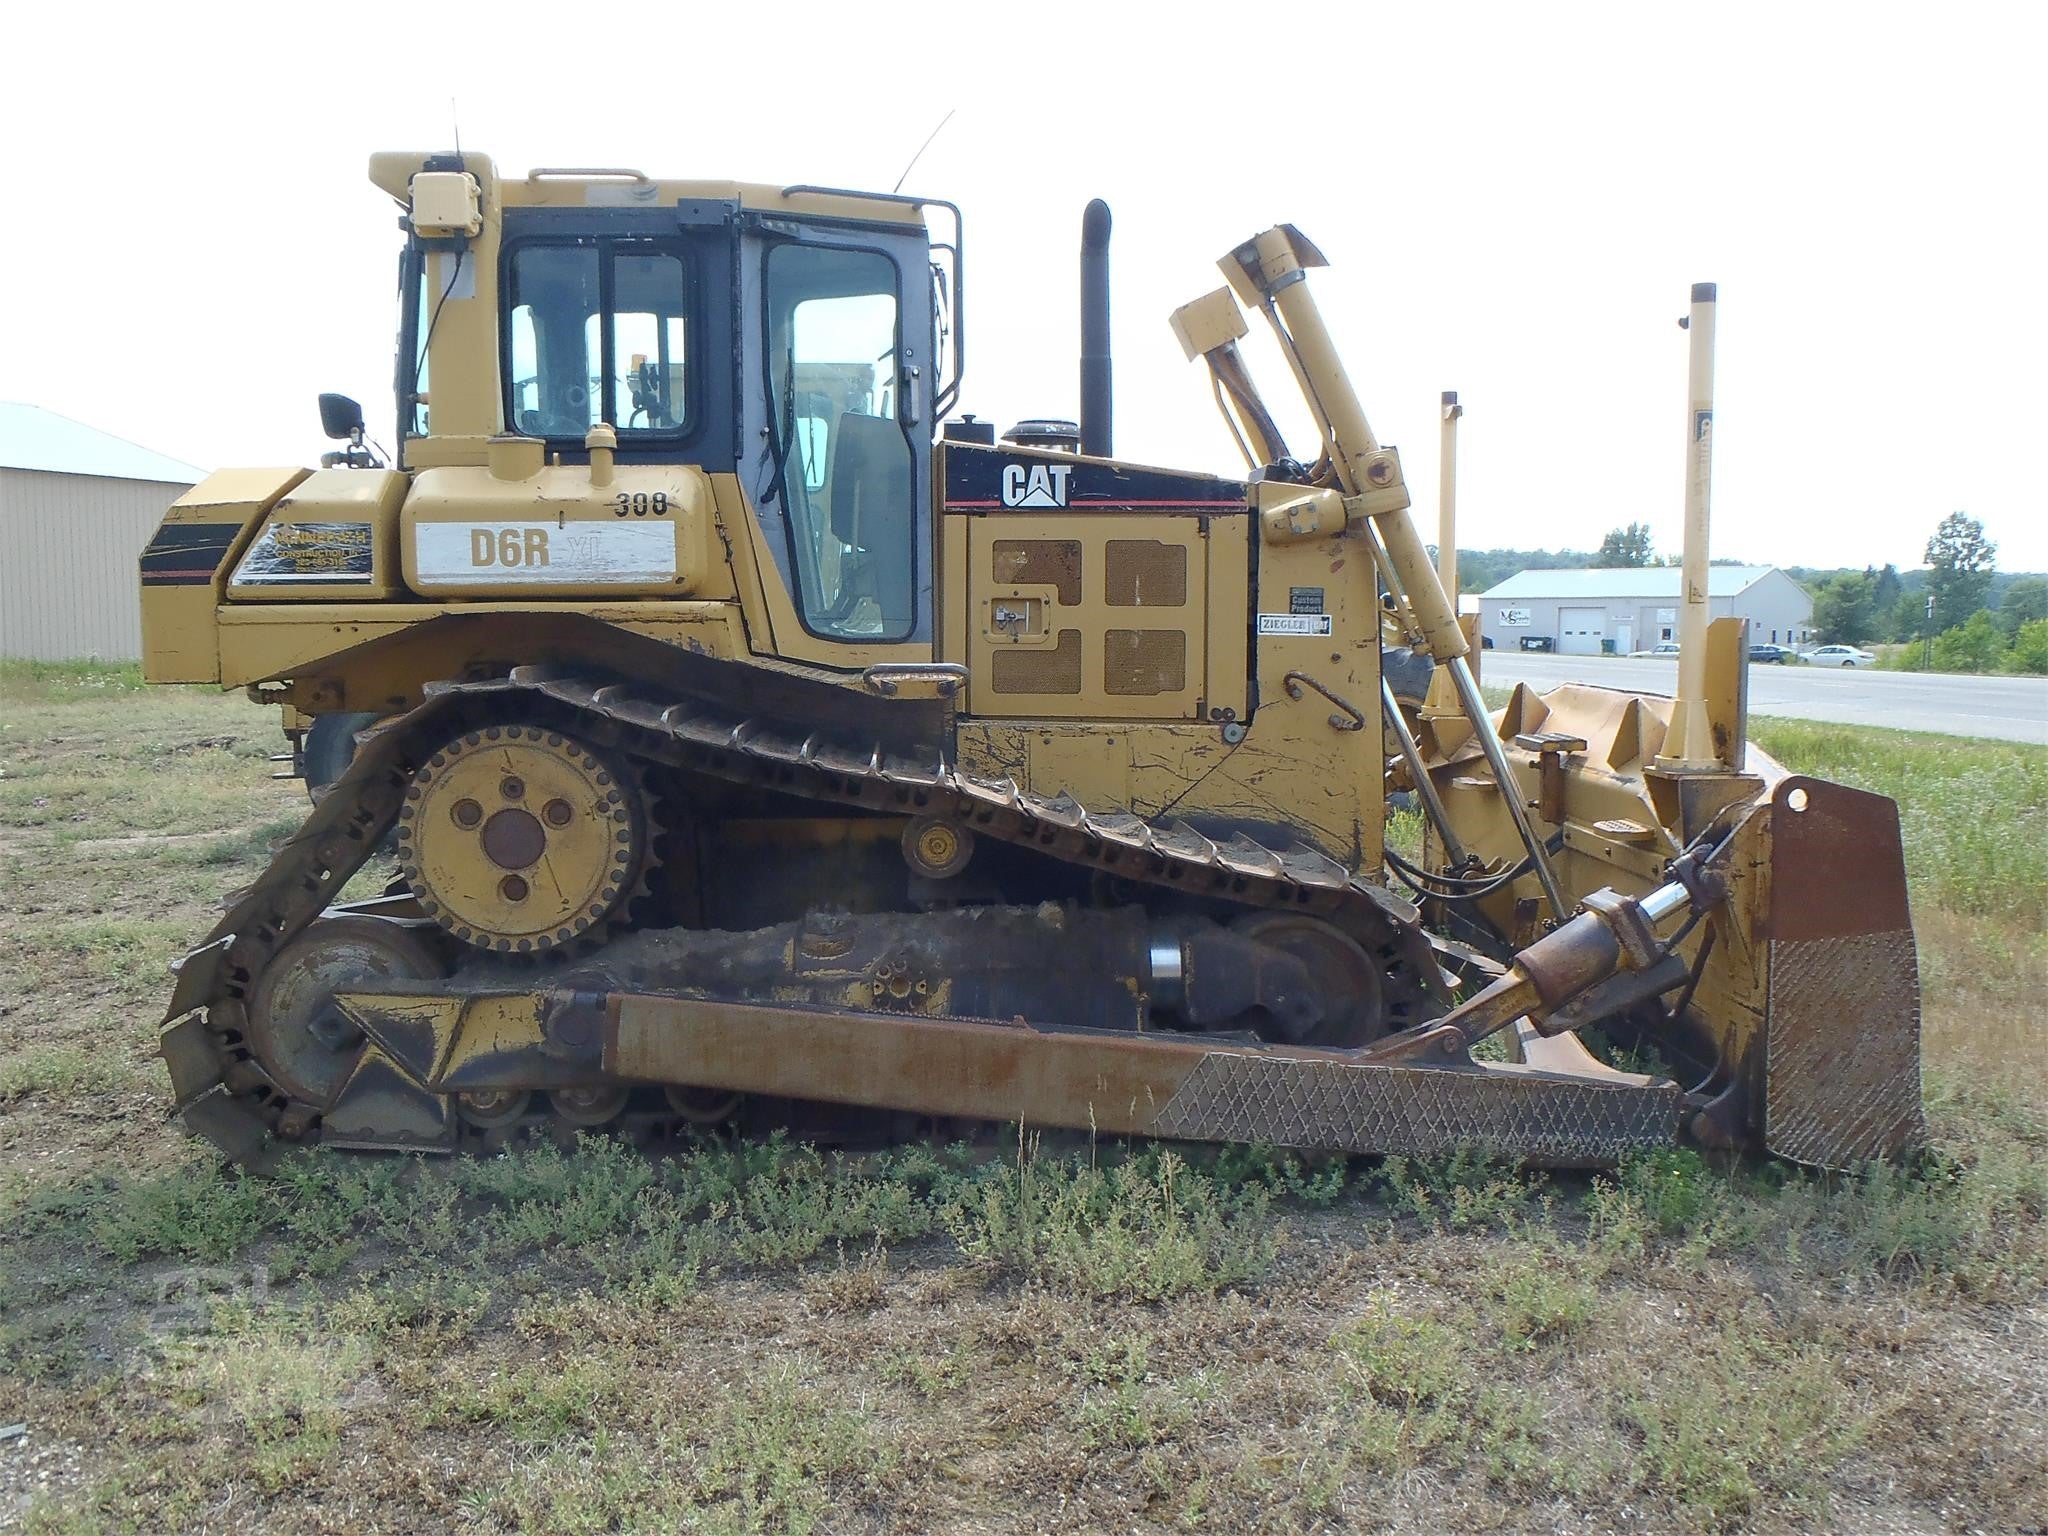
606;993;1683;1167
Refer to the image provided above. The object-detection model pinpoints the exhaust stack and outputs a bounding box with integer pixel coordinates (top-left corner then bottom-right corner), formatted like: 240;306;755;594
1080;199;1113;457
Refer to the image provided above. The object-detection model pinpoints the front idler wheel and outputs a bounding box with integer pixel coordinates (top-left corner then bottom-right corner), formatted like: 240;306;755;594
242;916;448;1107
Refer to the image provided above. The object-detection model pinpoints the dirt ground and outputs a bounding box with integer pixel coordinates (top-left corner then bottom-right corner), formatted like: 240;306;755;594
1;672;2042;1535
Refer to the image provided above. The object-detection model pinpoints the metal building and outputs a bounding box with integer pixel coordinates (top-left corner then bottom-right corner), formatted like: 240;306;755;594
1;403;203;661
1477;565;1815;656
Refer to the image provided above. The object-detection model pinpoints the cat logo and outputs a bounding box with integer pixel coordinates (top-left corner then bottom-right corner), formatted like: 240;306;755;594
1000;462;1072;508
471;527;551;568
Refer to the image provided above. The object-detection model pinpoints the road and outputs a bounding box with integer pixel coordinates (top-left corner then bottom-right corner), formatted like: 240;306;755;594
1477;652;2047;745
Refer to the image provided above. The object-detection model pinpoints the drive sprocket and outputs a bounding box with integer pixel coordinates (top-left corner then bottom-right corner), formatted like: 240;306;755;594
396;724;654;954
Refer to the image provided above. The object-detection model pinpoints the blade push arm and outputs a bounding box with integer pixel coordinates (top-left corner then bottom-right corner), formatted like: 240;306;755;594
1199;225;1569;918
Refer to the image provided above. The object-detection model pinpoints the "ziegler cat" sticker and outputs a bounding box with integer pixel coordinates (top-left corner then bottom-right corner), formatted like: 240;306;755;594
1257;612;1334;636
414;522;676;584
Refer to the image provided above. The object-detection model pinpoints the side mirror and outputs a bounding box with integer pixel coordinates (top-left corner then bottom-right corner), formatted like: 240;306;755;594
318;393;366;441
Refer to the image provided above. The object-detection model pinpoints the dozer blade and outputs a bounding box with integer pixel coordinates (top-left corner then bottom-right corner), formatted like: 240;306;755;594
328;987;1685;1169
609;996;1686;1167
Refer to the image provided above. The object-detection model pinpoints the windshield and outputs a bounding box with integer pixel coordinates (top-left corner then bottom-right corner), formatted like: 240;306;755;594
505;241;690;439
764;243;914;640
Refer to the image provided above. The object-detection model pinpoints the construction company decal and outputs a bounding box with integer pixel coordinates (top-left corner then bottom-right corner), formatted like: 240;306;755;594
231;522;374;584
1257;612;1334;637
1497;607;1532;627
413;522;675;584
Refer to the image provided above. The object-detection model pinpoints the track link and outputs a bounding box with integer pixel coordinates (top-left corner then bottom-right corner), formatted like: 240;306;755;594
159;666;1441;1160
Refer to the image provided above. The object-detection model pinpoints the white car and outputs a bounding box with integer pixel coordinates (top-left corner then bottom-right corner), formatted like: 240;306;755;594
1801;644;1875;668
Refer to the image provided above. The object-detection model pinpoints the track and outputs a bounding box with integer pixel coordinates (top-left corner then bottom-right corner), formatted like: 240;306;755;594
159;666;1443;1161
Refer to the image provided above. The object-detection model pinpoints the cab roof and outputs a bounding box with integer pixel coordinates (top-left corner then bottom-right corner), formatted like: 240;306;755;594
368;152;932;229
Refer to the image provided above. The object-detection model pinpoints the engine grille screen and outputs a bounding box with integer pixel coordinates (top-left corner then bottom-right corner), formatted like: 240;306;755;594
991;539;1082;606
990;629;1083;694
1105;540;1188;607
1104;629;1187;695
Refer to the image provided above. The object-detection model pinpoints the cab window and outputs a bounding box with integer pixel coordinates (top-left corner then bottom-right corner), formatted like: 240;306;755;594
764;244;913;640
504;243;690;440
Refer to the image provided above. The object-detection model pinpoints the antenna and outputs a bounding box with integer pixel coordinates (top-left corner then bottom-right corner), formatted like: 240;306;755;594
451;98;462;159
892;108;955;195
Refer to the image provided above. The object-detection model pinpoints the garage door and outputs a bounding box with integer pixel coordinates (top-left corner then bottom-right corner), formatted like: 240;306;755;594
1559;606;1605;656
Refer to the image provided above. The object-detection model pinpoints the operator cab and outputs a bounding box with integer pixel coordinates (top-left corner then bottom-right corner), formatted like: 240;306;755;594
389;156;951;650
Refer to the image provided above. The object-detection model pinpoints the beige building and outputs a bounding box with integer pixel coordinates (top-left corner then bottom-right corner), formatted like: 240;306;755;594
1;403;203;661
1478;565;1816;656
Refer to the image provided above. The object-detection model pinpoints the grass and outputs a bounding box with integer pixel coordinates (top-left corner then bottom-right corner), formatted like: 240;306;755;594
1750;718;2048;923
0;675;2042;1533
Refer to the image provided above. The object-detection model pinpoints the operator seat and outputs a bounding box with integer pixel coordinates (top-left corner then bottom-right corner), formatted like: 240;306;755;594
827;412;914;628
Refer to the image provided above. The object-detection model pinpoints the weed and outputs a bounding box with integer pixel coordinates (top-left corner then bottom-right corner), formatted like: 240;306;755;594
881;1341;973;1398
47;1162;276;1265
0;1042;128;1101
1330;1296;1476;1467
452;1357;618;1443
948;1145;1281;1298
1332;1297;1470;1414
1618;1337;1859;1529
326;1277;492;1344
1204;1141;1350;1205
1071;1337;1210;1452
1617;1146;1719;1235
157;1307;377;1493
475;1430;675;1535
800;1240;891;1313
692;1363;893;1535
1377;1147;1546;1230
1487;1248;1599;1350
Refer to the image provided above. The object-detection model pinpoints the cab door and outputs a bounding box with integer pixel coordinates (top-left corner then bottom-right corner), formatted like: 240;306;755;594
738;218;935;659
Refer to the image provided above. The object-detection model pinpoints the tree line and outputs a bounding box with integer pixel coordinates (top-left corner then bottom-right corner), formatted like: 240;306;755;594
1801;513;2044;674
1450;512;2043;675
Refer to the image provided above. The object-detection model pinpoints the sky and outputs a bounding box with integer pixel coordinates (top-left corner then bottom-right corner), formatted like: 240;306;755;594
2;1;2041;572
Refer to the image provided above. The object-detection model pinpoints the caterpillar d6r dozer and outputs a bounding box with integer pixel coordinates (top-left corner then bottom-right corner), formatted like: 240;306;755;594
139;153;1922;1171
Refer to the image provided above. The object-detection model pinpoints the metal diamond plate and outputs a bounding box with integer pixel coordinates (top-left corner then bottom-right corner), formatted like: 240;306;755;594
1766;930;1922;1167
1151;1054;1683;1167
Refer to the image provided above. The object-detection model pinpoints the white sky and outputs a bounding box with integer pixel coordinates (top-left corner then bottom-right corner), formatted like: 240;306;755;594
3;1;2040;571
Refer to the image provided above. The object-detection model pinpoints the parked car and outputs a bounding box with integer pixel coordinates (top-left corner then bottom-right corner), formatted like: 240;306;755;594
1629;640;1682;658
1748;643;1798;664
1801;644;1876;668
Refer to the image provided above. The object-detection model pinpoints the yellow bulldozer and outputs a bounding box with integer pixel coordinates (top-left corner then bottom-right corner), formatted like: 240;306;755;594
138;153;1920;1170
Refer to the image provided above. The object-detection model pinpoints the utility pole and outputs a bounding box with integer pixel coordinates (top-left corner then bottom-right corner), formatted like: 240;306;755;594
1924;592;1935;669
